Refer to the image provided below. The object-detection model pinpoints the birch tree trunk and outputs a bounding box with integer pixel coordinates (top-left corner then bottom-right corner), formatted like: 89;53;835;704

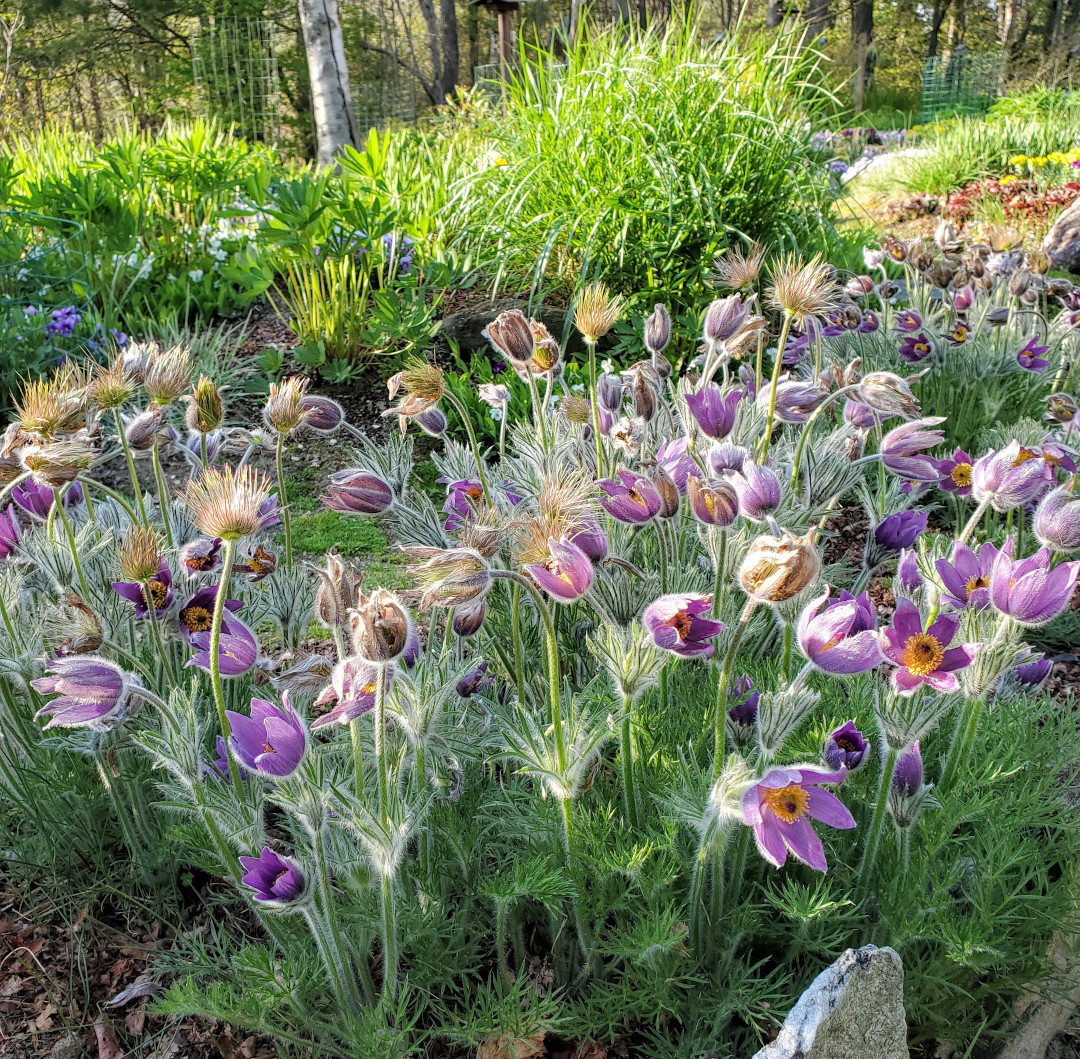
297;0;359;167
852;0;873;113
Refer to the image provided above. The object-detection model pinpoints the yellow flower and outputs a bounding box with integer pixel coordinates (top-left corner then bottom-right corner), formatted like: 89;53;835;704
1009;154;1027;166
999;175;1017;185
1048;152;1067;164
1031;156;1048;167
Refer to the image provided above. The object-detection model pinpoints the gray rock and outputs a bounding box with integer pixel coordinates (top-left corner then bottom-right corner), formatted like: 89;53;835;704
1042;199;1080;274
752;944;908;1059
48;1031;84;1059
997;933;1080;1059
439;298;580;354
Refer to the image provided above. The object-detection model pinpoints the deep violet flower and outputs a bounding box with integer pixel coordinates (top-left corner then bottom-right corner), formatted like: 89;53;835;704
311;658;382;729
935;540;998;610
656;437;697;493
440;478;484;533
894;309;922;334
524;537;593;603
1013;653;1053;688
685;383;741;440
227;693;307;777
874;509;928;551
0;505;19;558
824;721;868;770
457;661;494;698
569;521;609;563
112;558;174;617
891;742;923;796
740;765;855;872
31;656;130;729
12;479;82;519
1017;334;1050;372
186;612;259;676
239;847;305;904
879;598;976;694
898;332;934;364
727;675;760;727
796;589;881;676
989;542;1080;625
598;471;662;524
643;594;725;659
936;448;974;496
178;584;242;642
179;537;222;575
323;469;394;515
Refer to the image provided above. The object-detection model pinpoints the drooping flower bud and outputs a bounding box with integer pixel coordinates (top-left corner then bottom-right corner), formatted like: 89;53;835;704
644;303;671;355
483;309;534;371
738;528;820;603
857;372;920;420
350;589;414;664
125;407;167;450
404;546;493;611
301;394;346;432
647;464;680;519
1034;482;1080;552
687;475;739;527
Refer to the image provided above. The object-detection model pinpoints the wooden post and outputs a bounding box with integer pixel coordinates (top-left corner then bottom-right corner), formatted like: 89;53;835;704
497;5;513;82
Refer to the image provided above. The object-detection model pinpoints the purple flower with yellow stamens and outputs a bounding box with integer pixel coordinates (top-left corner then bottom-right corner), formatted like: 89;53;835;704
796;588;881;676
322;469;394;515
227;693;307;777
972;441;1050;511
936;447;974;496
239;847;305;905
824;721;868;770
685;383;742;440
894;309;922;334
441;478;484;533
311;658;382;729
656;437;696;493
879;598;976;694
874;509;928;551
687;475;739;527
935;540;997;610
525;537;593;603
881;417;946;482
599;470;662;524
731;462;782;522
643;594;725;659
31;656;131;729
990;542;1080;625
178;584;242;642
740;765;855;872
859;310;880;333
1017;335;1050;372
898;332;934;363
112;558;174;617
187;612;259;676
179;537;222;576
945;321;972;346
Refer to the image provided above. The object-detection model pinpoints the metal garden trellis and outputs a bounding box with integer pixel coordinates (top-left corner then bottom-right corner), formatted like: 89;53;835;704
192;18;281;144
920;48;1006;123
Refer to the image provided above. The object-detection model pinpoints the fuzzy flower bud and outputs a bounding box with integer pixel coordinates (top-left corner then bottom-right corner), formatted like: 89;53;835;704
738;527;820;603
1034;482;1080;552
349;589;414;665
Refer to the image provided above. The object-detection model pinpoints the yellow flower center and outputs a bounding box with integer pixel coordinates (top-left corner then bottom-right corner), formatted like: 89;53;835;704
761;784;809;825
1012;447;1039;467
185;555;214;571
663;611;693;640
261;741;277;754
964;575;989;597
627;487;650;508
902;632;945;675
180;605;213;633
145;580;168;609
951;464;972;487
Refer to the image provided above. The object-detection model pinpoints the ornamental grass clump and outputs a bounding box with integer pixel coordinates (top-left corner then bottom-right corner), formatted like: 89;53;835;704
3;225;1080;1055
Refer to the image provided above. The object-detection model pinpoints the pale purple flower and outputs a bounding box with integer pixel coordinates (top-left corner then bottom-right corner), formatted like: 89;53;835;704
31;656;130;729
0;505;19;558
643;594;725;659
569;521;608;563
685;383;741;439
227;693;307;777
935;540;997;610
881;418;946;482
1034;484;1080;552
12;479;82;520
879;598;976;694
762;376;829;424
656;437;696;492
186;612;259;676
844;400;877;429
989;542;1080;625
898;548;922;591
972;442;1050;511
599;471;662;524
323;469;394;515
731;462;781;522
796;588;881;676
709;442;750;476
704;295;752;344
525;538;593;603
311;658;382;729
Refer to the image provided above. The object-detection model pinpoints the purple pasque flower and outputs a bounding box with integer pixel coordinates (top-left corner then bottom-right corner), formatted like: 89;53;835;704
727;675;760;726
178;584;242;642
311;657;382;729
898;332;934;364
703;294;752;344
257;495;281;531
846;274;875;298
239;847;305;904
687;475;739;527
879;598;976;694
740;765;855;872
642;594;725;659
236;544;277;581
881;417;946;482
569;520;608;563
31;655;130;729
11;479;82;520
596;373;624;413
859;310;880;333
730;462;782;522
323;469;394;516
186;612;259;676
525;537;593;603
874;509;928;551
179;537;222;576
0;505;19;558
891;742;923;796
936;447;974;496
113;558;174;617
763;376;829;424
685;383;741;440
989;541;1080;625
844;399;877;429
301;394;345;432
440;478;484;533
898;548;922;591
972;441;1050;511
894;309;922;334
935;540;997;610
453;598;486;637
206;735;246;780
599;470;662;524
1013;653;1053;688
824;721;868;770
796;588;881;676
1035;483;1080;552
709;441;750;476
953;285;975;313
227;693;307;777
1017;334;1050;372
945;320;973;346
457;660;494;698
656;437;696;493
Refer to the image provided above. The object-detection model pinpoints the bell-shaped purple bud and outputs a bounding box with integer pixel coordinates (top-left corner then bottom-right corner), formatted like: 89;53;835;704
824;721;868;770
874;509;928;551
457;660;494;698
685;383;742;440
843;399;876;429
731;462;781;522
644;304;671;355
704;295;751;344
301;394;346;432
31;656;131;729
709;442;750;476
239;847;305;904
898;548;922;591
1034;484;1080;552
972;441;1051;511
687;475;739;527
323;469;394;515
727;674;760;727
881;417;946;482
1014;653;1053;688
891;742;923;796
416;407;448;436
569;520;609;563
596;373;624;413
452;598;487;638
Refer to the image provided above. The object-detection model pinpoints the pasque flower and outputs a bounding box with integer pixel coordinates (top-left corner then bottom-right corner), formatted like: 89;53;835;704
898;332;934;364
989;542;1080;625
1017;334;1050;371
311;658;382;729
0;505;19;558
11;478;81;519
227;693;307;777
739;528;820;603
857;371;920;420
687;475;739;527
898;548;922;591
874;509;928;551
642;594;725;659
187;612;259;676
685;383;741;439
935;540;997;610
879;599;976;694
404;546;492;611
656;437;696;492
881;417;946;481
740;765;855;872
31;656;131;729
598;470;662;523
972;441;1050;511
824;722;868;770
894;309;922;333
703;294;752;344
796;588;881;676
1014;653;1053;688
763;377;829;424
239;847;305;905
113;557;174;617
524;537;593;602
569;521;608;563
178;584;241;642
1034;483;1080;551
728;675;760;727
936;447;974;496
457;661;494;698
730;462;782;522
322;469;394;515
178;537;222;575
891;742;923;796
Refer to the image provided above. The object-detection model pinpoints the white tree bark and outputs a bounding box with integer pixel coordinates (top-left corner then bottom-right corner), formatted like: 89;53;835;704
297;0;359;167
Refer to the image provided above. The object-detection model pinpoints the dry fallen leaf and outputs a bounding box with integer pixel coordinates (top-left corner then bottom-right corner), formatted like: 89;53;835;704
124;1001;147;1036
104;977;162;1008
34;1002;57;1031
476;1032;546;1059
95;1019;123;1059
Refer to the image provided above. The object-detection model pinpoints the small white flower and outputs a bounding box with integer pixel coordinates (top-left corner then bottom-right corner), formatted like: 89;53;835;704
188;269;205;283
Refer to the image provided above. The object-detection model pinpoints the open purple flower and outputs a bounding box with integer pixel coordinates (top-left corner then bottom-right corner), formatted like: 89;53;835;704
740;765;855;872
12;480;82;520
599;471;662;524
874;509;928;551
879;598;976;694
935;540;997;610
187;612;259;676
990;542;1080;625
972;442;1050;511
440;479;484;533
311;658;382;729
239;847;305;904
1016;335;1050;371
31;656;130;729
179;537;222;575
936;448;974;496
796;588;881;676
731;462;782;522
1013;653;1053;688
685;383;741;440
323;469;394;515
227;693;307;777
657;437;696;493
525;537;593;603
881;418;946;482
824;722;868;770
178;584;242;642
112;558;174;617
0;505;19;558
898;332;934;364
643;594;725;659
945;321;972;347
894;309;922;333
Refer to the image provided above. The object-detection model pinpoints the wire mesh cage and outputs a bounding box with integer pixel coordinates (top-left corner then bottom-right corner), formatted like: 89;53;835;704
351;82;418;130
192;18;281;144
920;49;1005;123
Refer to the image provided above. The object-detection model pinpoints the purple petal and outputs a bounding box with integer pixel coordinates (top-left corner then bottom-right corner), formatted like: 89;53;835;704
805;787;857;829
779;815;828;871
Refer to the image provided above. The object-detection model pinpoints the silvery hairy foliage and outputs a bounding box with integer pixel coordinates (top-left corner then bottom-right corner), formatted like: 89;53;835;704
588;621;663;703
757;682;820;760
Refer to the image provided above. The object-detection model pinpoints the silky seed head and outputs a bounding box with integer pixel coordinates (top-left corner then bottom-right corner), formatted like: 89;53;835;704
118;526;165;583
186;375;223;434
182;464;272;541
397;359;446;403
767;253;841;323
89;358;136;411
574;282;624;344
14;377;87;440
714;243;765;291
560;395;593;424
264;376;310;435
143;345;192;406
22;438;96;487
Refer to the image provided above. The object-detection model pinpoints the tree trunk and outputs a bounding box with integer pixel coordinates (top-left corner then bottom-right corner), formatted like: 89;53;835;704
1043;0;1065;50
416;0;445;103
296;0;358;168
439;0;459;98
928;0;947;54
568;0;584;50
852;0;873;112
767;0;785;27
802;0;833;46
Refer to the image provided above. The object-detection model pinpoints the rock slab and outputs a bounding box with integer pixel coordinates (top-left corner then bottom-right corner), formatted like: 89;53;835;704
752;944;908;1059
1043;199;1080;274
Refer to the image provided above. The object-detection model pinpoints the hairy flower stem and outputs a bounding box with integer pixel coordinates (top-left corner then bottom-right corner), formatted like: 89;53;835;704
713;600;758;776
350;720;365;799
619;693;640;828
82;478;137;521
274;435;292;572
781;623;793;681
688;829;713;951
711;529;727;619
789;385;858;489
495;899;513;988
855;746;898;903
311;825;364;1011
113;410;148;525
587;339;604;477
151;441;174;548
52;489;89;597
939;696;984;792
443;390;491;505
511;583;526;705
95;752;143;860
759;313;794;462
525;370;549;449
373;664;390;823
210;538;244;798
754;330;765;394
498;399;508;462
380;874;398;998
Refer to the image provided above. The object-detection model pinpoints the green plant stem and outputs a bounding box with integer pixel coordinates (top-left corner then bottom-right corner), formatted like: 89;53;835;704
525;369;549;448
620;693;639;828
499;400;509;462
81;477;137;521
939;696;984;792
95;751;142;859
789;385;857;490
113;410;148;525
713;599;758;776
210;538;244;798
275;434;292;572
781;623;793;681
495;900;513;989
151;441;174;548
53;488;89;597
443;390;491;505
512;583;526;705
711;529;727;619
373;663;390;822
855;746;898;903
587;338;604;477
759;313;794;462
350;719;365;799
380;873;398;998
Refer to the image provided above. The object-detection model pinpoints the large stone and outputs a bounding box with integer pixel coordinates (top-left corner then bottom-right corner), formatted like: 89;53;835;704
439;298;580;354
997;933;1080;1059
1042;199;1080;274
752;944;909;1059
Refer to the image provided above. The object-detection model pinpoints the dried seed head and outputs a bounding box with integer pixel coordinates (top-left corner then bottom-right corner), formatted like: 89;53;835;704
559;395;593;424
767;253;841;323
384;359;446;424
738;528;820;603
1028;250;1051;276
315;551;364;629
55;593;104;655
574;282;623;344
458;511;503;558
118;526;165;583
264;376;310;435
185;375;224;434
182;464;272;541
22;438;96;488
143;345;192;406
404;547;493;611
14;376;87;440
538;472;593;533
714;243;765;291
350;589;414;664
89;357;136;411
